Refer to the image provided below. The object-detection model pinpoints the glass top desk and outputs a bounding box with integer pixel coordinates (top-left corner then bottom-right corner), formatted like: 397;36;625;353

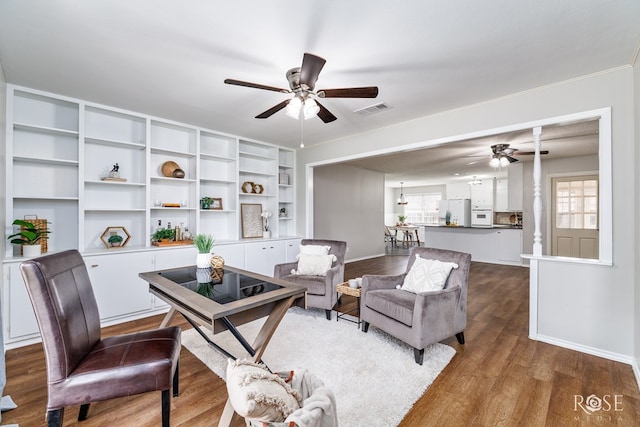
139;265;306;361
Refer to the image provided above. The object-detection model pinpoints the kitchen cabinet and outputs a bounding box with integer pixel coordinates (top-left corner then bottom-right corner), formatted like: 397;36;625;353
507;163;524;211
495;178;508;211
445;183;471;200
470;178;495;209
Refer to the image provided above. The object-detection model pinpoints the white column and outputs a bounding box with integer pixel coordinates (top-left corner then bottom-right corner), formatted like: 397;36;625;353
532;126;542;256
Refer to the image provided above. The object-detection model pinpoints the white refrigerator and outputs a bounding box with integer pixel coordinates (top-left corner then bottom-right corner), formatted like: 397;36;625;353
438;199;471;227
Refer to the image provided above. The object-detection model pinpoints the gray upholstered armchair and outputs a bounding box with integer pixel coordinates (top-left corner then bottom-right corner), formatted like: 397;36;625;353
360;247;471;364
274;239;347;320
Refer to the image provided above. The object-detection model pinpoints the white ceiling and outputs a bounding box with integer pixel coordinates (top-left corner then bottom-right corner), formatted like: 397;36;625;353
0;1;637;187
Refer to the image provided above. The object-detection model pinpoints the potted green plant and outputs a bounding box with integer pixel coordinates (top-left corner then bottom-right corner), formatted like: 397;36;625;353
193;234;216;267
279;207;287;218
107;234;124;247
200;197;214;210
397;215;407;226
7;219;51;257
152;227;175;242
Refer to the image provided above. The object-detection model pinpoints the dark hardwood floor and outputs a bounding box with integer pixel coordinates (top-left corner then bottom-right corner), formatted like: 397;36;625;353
3;255;639;426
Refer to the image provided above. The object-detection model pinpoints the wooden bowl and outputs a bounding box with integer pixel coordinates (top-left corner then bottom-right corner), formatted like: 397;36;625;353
161;161;180;177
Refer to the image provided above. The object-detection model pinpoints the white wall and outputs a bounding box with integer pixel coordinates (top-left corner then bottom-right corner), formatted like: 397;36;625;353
313;163;384;260
297;67;636;361
0;59;6;266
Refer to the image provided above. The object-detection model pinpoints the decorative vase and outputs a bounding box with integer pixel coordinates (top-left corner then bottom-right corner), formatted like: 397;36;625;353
196;252;212;268
263;230;271;238
23;244;41;258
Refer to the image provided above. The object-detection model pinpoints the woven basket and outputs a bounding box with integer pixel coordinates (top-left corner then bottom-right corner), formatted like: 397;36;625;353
21;215;48;254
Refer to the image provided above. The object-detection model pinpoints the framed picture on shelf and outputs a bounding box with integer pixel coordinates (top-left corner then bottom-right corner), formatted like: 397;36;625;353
211;198;223;210
241;203;263;238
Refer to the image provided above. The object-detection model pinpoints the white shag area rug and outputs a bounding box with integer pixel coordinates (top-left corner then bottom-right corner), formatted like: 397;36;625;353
182;306;456;427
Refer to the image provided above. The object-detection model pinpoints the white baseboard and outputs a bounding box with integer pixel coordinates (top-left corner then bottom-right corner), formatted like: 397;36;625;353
532;333;635;365
632;358;640;392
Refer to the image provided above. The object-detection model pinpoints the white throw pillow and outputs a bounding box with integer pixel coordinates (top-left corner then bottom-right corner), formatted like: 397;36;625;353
399;254;458;293
226;359;301;422
297;244;331;257
291;253;336;276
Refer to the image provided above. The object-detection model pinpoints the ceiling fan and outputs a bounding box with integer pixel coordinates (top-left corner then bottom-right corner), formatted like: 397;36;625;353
224;53;379;123
490;143;549;167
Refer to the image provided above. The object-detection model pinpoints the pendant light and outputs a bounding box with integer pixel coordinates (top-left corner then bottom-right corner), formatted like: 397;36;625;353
397;182;408;205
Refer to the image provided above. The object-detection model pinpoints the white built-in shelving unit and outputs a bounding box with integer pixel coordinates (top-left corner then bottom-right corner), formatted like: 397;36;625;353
2;85;299;348
4;85;296;258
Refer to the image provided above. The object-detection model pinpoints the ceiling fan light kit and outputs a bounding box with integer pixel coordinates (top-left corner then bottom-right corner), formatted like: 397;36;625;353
225;52;379;124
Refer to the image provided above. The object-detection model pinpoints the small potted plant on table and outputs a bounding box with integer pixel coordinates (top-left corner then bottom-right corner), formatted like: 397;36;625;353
152;228;175;243
193;234;216;267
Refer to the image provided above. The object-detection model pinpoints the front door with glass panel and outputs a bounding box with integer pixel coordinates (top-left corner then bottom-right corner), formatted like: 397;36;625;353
551;175;599;259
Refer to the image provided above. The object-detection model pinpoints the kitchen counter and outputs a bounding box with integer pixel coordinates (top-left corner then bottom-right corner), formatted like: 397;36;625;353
422;224;522;229
422;225;523;265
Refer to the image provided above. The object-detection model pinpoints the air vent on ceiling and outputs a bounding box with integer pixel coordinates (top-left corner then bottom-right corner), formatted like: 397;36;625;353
354;102;392;116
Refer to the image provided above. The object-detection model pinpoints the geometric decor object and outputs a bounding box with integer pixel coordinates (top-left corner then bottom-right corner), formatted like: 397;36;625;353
100;226;131;249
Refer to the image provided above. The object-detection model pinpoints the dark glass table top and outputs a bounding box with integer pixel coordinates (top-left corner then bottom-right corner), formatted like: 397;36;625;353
158;266;283;305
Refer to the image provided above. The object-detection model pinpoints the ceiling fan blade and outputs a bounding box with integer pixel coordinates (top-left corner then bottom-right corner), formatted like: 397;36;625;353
315;100;337;123
299;53;326;91
516;150;550;155
224;78;289;93
317;87;379;98
506;155;519;163
255;99;290;119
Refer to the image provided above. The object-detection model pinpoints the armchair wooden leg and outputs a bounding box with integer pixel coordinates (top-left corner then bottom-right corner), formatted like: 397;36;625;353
455;332;465;345
414;348;424;365
78;403;90;421
325;309;332;320
161;389;170;427
47;409;64;427
173;361;180;397
362;321;369;332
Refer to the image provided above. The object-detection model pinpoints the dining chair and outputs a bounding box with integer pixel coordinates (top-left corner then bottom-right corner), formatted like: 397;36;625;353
19;249;181;427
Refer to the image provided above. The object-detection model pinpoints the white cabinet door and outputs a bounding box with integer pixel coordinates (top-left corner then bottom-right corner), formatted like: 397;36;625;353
85;251;154;320
285;238;302;262
214;243;246;269
495;178;508;211
471;179;495;209
497;230;523;263
445;183;471;199
154;247;194;270
4;263;40;341
244;240;286;276
507;163;523;211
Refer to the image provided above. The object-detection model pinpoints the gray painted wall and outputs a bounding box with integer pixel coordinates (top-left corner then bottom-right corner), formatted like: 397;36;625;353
313;163;384;260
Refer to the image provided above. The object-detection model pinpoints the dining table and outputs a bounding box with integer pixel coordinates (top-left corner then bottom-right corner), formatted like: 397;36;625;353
389;224;421;245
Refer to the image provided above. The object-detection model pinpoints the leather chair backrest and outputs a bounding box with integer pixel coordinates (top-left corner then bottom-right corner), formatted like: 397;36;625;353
300;239;347;268
20;250;101;384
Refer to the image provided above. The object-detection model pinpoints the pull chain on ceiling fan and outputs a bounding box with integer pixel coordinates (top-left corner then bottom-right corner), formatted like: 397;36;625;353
224;53;379;123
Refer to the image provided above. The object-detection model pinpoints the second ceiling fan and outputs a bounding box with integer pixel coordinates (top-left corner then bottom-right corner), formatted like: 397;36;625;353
224;53;378;123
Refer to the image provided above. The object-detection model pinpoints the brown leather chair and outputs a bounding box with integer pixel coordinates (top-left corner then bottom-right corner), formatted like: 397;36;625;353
360;247;471;365
273;239;347;320
19;249;181;427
